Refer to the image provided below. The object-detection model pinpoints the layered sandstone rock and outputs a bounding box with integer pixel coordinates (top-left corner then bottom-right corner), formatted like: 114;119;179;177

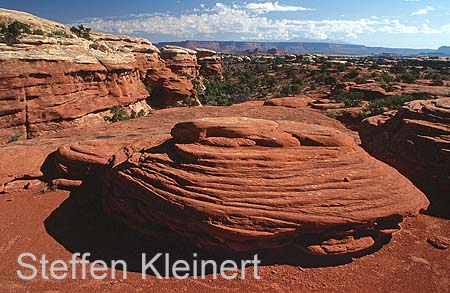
332;82;387;100
196;48;223;77
359;98;450;214
103;117;428;255
263;96;314;108
350;83;387;99
160;45;199;78
0;9;196;142
1;103;352;193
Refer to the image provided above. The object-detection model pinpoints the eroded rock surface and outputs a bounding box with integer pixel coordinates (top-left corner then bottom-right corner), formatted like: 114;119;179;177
359;98;450;215
196;48;223;77
103;117;428;255
0;8;197;141
160;45;199;78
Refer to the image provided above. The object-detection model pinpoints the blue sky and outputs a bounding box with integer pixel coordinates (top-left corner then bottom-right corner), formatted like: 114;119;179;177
1;0;449;48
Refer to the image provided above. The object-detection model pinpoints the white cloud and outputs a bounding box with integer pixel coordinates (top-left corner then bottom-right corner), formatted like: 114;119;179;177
244;2;313;14
412;6;434;15
75;3;447;42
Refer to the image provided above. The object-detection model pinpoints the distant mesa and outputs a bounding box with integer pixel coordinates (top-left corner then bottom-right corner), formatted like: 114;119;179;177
157;40;449;56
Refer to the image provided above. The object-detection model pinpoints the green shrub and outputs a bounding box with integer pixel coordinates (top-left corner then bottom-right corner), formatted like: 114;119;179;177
107;105;130;122
0;21;31;43
145;84;152;95
324;75;338;85
355;78;367;84
6;135;20;144
431;78;444;86
32;28;44;35
49;30;70;38
199;77;251;106
366;95;415;116
332;92;364;107
400;71;419;83
70;25;91;40
344;69;359;80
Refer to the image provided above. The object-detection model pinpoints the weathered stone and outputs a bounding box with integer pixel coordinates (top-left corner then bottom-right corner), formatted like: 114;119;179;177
359;98;450;215
103;117;428;255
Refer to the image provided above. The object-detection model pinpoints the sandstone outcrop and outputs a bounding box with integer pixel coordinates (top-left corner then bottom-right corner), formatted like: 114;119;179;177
0;8;196;142
103;117;428;255
160;45;199;78
263;96;314;108
332;82;387;100
359;98;450;214
349;83;387;99
196;48;223;77
1;103;353;193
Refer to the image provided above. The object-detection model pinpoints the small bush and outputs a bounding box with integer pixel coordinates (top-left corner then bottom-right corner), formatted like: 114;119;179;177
70;25;91;40
400;71;419;84
365;95;415;116
431;78;444;86
344;69;359;80
0;21;31;43
332;92;364;107
145;84;152;95
355;78;367;84
324;75;338;86
32;28;44;35
49;30;70;38
6;135;20;144
107;105;130;123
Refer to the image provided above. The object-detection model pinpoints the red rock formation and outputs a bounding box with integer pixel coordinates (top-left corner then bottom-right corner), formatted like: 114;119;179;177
160;45;199;78
263;96;314;108
359;98;450;216
0;9;196;142
103;117;428;255
196;48;223;77
1;103;353;193
350;83;387;99
332;82;387;100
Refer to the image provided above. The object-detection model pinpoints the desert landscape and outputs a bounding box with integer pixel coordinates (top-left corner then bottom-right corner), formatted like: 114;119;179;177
0;4;449;293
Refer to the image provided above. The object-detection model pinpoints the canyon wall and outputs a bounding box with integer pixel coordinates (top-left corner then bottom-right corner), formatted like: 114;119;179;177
0;9;222;142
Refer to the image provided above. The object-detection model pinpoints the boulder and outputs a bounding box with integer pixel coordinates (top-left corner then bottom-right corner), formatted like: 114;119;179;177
263;96;314;108
103;117;428;255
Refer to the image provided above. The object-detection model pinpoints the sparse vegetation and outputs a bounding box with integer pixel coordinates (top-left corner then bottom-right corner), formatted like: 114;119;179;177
32;28;44;35
332;92;364;107
105;105;145;123
107;105;130;122
70;24;92;40
203;53;448;111
6;135;20;144
0;21;31;43
365;95;416;116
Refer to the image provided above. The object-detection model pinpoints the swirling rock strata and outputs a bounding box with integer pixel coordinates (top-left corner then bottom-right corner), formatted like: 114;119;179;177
103;117;429;256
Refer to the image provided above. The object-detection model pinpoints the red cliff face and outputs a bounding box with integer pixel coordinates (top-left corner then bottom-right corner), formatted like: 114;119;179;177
0;8;197;142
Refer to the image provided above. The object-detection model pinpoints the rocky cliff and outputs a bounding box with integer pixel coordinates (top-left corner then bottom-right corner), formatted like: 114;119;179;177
0;9;204;142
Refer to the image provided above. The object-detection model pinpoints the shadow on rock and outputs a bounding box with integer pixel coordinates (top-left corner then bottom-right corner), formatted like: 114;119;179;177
44;181;386;277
